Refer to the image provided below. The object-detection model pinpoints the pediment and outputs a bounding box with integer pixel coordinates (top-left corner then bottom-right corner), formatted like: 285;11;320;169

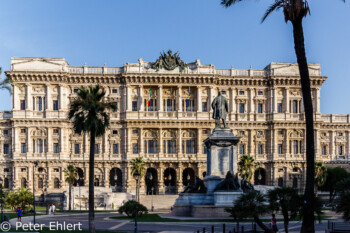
11;57;69;72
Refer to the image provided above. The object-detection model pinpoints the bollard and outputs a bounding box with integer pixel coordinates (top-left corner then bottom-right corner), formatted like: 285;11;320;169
203;227;206;233
211;225;214;233
223;223;226;233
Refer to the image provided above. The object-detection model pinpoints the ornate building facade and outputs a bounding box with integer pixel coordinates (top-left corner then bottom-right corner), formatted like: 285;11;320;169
0;55;349;196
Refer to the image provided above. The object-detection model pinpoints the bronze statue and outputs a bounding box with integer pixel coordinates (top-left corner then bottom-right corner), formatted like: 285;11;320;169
214;171;240;192
151;50;187;71
212;91;228;128
240;177;254;193
182;176;207;193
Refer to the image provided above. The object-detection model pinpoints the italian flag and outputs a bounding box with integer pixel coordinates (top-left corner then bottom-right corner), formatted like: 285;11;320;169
147;87;152;107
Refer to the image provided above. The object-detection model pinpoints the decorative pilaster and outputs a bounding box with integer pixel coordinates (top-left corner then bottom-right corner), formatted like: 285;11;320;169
46;84;51;110
196;86;201;112
26;84;32;111
126;85;131;111
13;85;19;110
285;87;289;113
177;128;182;155
159;128;163;155
177;86;182;112
272;88;277;113
138;85;143;111
158;85;163;112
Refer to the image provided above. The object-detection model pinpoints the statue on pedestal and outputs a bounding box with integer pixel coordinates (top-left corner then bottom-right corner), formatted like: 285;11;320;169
212;91;228;129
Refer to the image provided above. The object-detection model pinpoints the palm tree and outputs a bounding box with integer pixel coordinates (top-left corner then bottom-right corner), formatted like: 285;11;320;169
0;68;11;93
64;165;78;211
225;191;272;233
238;155;255;182
268;187;300;233
68;85;116;233
220;1;345;231
314;161;327;196
130;157;147;202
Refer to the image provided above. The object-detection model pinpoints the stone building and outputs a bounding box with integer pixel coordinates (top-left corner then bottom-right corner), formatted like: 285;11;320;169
0;55;350;197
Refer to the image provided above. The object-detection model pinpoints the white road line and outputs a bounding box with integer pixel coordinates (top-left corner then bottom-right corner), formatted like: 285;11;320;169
108;221;129;230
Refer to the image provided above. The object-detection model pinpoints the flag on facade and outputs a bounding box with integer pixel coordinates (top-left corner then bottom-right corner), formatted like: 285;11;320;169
147;87;152;107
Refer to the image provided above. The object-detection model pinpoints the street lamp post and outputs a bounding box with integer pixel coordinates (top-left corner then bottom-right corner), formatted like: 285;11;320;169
33;161;38;225
0;177;3;223
133;170;140;233
147;171;154;212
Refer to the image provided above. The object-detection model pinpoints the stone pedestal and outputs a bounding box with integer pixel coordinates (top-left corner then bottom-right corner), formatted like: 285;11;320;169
203;128;240;177
213;191;242;206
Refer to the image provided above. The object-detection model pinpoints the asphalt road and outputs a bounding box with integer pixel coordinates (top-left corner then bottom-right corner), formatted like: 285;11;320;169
8;212;337;233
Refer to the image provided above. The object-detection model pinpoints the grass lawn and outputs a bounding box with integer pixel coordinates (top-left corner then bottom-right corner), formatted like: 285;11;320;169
111;214;332;223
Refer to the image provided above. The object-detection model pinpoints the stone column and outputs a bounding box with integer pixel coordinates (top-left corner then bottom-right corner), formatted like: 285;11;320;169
285;87;289;113
13;85;19;110
46;84;51;111
272;129;277;159
314;129;319;159
177;86;182;112
58;84;65;110
159;128;163;155
285;130;289;156
126;128;131;154
26;84;32;111
158;166;164;194
47;128;52;153
138;85;143;111
197;128;201;155
330;131;335;157
126;85;131;111
177;165;183;193
272;88;277;113
196;86;201;112
249;88;255;114
158;85;163;112
139;128;144;155
27;127;32;153
208;87;213;115
104;166;109;187
248;129;253;154
316;88;321;114
177;128;182;155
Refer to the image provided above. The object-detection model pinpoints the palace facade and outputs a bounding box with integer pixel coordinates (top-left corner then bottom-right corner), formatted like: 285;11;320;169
0;56;350;196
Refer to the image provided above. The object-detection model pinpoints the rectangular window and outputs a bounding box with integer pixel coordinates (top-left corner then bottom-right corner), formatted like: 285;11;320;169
202;130;208;134
240;131;245;135
293;140;298;154
112;130;118;135
239;144;245;154
202;102;208;112
20;129;26;134
74;144;80;154
277;103;283;113
186;140;191;154
3;130;9;135
94;144;99;154
322;145;326;155
258;144;263;154
203;145;207;154
258;91;263;95
257;103;263;113
132;129;138;134
339;145;343;155
132;101;138;111
292;100;298;113
338;132;343;136
73;88;78;93
54;143;59;154
239;91;245;95
112;89;118;94
20;100;26;110
38;139;43;153
132;143;138;154
278;144;283;154
113;102;118;112
53;128;59;134
53;100;59;111
113;144;119;154
146;99;157;112
38;97;43;111
166;99;174;112
239;103;245;113
167;140;173;154
21;143;26;153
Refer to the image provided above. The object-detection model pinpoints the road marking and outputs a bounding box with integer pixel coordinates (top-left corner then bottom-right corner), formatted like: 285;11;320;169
108;221;128;230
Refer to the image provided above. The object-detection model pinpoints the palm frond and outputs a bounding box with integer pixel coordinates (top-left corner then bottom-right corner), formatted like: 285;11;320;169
261;0;284;23
221;0;243;7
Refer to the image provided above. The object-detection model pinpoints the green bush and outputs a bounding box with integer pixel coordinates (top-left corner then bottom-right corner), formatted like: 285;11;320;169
118;200;148;217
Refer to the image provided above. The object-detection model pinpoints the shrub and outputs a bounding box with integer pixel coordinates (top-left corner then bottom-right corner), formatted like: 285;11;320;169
118;200;148;217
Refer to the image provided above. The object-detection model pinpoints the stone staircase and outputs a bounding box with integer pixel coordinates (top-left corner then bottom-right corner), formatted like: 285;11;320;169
139;194;178;211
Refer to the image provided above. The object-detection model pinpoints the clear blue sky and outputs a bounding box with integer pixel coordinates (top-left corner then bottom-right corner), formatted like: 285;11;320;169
0;0;349;113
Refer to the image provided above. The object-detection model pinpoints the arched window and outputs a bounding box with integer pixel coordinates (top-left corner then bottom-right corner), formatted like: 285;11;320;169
38;178;43;189
54;178;60;189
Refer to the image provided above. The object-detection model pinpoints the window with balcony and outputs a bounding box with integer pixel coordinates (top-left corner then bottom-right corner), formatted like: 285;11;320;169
202;102;208;112
20;100;26;110
144;99;157;112
21;143;26;153
258;144;263;154
257;103;263;113
166;140;176;154
185;140;195;154
278;144;283;154
339;145;343;155
183;99;195;112
322;145;327;155
54;143;59;154
292;100;299;113
113;144;119;154
239;103;245;113
53;100;59;111
277;103;283;113
146;140;157;154
293;140;299;154
94;144;99;154
133;142;139;154
74;144;80;154
132;101;138;111
164;99;175;112
239;144;245;154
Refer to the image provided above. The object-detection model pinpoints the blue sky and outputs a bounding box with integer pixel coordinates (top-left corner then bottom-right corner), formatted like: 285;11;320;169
0;0;349;113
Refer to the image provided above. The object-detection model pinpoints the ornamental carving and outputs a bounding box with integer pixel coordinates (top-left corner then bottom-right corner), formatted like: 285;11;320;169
151;50;187;72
